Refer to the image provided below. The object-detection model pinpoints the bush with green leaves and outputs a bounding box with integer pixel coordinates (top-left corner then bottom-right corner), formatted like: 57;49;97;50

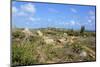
12;42;39;66
12;30;25;39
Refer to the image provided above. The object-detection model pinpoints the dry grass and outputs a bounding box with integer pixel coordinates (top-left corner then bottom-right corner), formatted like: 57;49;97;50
12;28;96;66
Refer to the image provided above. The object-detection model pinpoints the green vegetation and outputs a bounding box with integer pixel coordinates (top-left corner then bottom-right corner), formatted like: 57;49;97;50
12;28;96;66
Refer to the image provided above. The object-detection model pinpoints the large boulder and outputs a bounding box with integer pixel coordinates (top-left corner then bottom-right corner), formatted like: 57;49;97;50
36;30;43;36
43;36;54;44
57;38;66;44
22;28;33;36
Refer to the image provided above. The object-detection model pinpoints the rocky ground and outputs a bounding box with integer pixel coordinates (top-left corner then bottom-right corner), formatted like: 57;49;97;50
12;28;96;66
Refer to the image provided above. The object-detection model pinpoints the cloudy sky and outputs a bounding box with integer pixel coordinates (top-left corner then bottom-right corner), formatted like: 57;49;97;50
12;1;96;31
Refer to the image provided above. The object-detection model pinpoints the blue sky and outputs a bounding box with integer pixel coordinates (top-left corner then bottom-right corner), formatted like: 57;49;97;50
12;1;96;31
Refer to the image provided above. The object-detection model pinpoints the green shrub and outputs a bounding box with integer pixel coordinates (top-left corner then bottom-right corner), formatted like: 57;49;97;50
12;31;25;39
12;42;39;66
71;44;83;54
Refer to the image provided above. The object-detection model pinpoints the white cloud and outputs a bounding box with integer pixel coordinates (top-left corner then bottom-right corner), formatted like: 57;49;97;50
47;18;52;22
65;22;69;25
29;17;41;22
77;22;81;26
70;20;75;25
70;20;81;26
12;3;36;17
89;10;95;15
88;10;95;21
21;3;36;13
90;15;95;20
12;6;27;16
87;18;95;25
88;19;92;23
86;10;95;24
71;8;77;13
18;11;27;16
29;17;36;21
87;14;95;24
12;6;18;13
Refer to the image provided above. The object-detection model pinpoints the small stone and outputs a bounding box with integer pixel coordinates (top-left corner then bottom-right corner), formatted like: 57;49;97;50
80;51;87;57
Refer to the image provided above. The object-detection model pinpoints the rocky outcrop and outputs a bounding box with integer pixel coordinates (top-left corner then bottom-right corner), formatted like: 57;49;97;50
36;30;43;36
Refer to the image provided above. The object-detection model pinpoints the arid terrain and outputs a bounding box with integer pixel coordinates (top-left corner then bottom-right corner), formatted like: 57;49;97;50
12;28;96;66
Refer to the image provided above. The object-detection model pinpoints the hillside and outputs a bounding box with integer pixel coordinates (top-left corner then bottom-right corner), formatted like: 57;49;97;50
12;28;96;66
